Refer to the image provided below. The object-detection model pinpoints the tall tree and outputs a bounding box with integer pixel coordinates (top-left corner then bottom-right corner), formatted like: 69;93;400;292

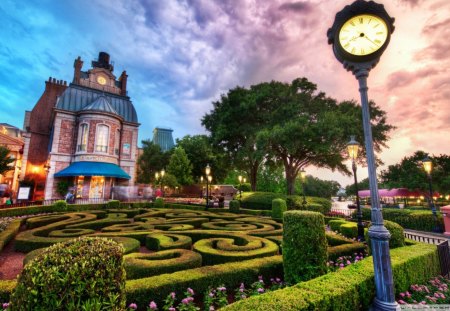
202;87;268;191
175;135;229;183
256;77;394;195
380;151;450;193
297;175;341;198
345;178;370;196
167;147;193;186
0;146;14;176
137;140;169;183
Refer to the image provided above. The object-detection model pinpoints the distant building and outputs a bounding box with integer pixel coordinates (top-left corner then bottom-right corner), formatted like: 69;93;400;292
22;52;140;200
0;123;24;198
152;127;174;152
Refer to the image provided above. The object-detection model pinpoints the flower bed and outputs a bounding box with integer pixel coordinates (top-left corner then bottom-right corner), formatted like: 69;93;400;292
397;276;450;306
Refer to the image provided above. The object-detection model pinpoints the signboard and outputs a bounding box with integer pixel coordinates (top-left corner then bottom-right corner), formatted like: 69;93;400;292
123;143;130;155
17;187;30;200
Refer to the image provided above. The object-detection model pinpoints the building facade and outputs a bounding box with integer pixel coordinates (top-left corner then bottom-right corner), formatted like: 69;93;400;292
22;52;139;200
0;124;24;199
152;127;174;152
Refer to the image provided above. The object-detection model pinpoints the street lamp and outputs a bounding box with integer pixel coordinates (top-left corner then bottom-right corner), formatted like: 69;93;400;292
238;175;243;199
422;155;439;232
207;175;213;207
328;1;397;309
300;169;307;207
160;169;165;197
347;136;364;241
205;164;211;207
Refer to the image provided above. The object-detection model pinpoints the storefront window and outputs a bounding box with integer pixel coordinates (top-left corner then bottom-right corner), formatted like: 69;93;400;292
76;176;84;198
115;129;120;155
95;124;109;153
77;123;89;152
89;176;104;199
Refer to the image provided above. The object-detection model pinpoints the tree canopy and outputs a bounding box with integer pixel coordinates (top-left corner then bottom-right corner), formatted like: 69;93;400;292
204;77;393;195
0;146;14;176
137;140;170;183
380;151;450;194
167;147;193;186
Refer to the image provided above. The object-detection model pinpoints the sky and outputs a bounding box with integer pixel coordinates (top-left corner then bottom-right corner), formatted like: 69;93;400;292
0;0;449;188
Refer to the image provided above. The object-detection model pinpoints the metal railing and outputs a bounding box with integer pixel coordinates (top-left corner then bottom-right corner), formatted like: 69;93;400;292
403;232;447;245
328;208;354;217
438;241;450;277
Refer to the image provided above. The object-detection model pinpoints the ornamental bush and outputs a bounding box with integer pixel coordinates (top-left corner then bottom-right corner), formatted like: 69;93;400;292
328;219;348;232
10;237;126;311
229;200;240;213
339;222;358;239
282;211;327;284
154;197;164;208
53;200;67;212
107;200;121;209
272;198;287;220
365;220;405;252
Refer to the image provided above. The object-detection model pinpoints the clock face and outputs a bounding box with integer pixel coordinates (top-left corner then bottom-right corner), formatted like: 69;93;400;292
338;14;388;56
97;76;107;85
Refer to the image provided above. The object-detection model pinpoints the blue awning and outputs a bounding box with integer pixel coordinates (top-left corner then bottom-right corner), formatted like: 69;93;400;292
54;161;130;179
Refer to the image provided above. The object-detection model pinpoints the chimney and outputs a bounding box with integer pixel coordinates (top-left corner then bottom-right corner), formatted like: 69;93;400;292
73;56;83;84
119;70;128;96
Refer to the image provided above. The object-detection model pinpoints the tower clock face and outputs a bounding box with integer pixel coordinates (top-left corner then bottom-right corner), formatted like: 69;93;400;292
97;76;107;85
338;14;388;56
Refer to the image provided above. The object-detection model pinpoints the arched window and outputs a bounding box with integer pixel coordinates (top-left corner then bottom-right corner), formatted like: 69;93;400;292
115;129;120;155
77;123;89;152
95;124;109;153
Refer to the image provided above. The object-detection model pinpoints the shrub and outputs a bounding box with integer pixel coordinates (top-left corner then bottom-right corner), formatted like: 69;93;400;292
328;219;348;232
271;198;287;220
124;249;202;279
154;197;164;208
282;211;327;284
222;243;440;311
107;200;121;209
325;232;354;246
229;200;240;213
52;200;67;212
0;219;22;252
339;222;358;239
365;220;405;251
328;242;367;261
358;208;444;232
145;233;192;251
10;237;126;311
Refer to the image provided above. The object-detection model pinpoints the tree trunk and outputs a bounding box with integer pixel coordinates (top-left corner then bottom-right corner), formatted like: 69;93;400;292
285;166;297;196
250;161;259;192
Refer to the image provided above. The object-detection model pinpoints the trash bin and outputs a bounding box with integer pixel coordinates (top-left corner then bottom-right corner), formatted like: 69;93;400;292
440;205;450;236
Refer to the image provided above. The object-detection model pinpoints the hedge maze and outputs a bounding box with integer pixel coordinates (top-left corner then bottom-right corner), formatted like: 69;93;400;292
13;208;283;280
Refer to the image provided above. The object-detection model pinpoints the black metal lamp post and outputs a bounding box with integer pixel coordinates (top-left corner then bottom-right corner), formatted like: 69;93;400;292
347;136;365;241
207;175;212;206
422;155;439;232
327;1;397;309
205;164;211;207
300;169;307;207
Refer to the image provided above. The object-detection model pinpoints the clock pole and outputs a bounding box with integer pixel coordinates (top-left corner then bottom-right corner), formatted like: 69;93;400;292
354;65;398;311
327;1;398;310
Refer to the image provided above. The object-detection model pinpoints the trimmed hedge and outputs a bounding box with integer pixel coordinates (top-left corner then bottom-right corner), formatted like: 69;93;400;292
283;211;327;284
10;237;126;311
328;219;348;232
239;192;331;214
145;233;192;251
125;255;283;308
358;208;444;232
229;200;240;213
0;203;107;218
0;219;22;252
223;243;440;311
154;198;164;208
365;220;405;251
272;198;287;220
124;249;202;279
328;243;367;261
339;222;358;239
325;232;355;246
52;200;68;212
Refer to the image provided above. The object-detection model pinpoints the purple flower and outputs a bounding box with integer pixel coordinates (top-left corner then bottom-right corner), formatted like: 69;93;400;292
275;278;281;282
398;300;405;304
128;303;137;310
339;263;344;268
209;307;215;311
149;301;157;310
209;292;215;297
187;288;195;295
171;292;176;299
399;293;405;297
169;308;176;311
217;286;226;292
257;288;265;293
2;303;9;309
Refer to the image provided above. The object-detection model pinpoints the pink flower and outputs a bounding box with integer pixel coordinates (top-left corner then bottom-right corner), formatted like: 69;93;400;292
217;286;226;292
257;288;265;293
187;288;194;295
128;303;137;310
398;300;406;304
339;263;344;268
2;304;9;309
209;292;215;297
149;301;157;310
170;292;176;299
400;293;405;297
209;307;215;311
169;308;176;311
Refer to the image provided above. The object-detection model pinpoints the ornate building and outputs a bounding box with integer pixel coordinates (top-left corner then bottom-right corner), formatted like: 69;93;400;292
22;52;139;200
0;123;24;198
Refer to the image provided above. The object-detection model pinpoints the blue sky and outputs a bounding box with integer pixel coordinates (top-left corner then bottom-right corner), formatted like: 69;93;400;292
1;0;449;187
